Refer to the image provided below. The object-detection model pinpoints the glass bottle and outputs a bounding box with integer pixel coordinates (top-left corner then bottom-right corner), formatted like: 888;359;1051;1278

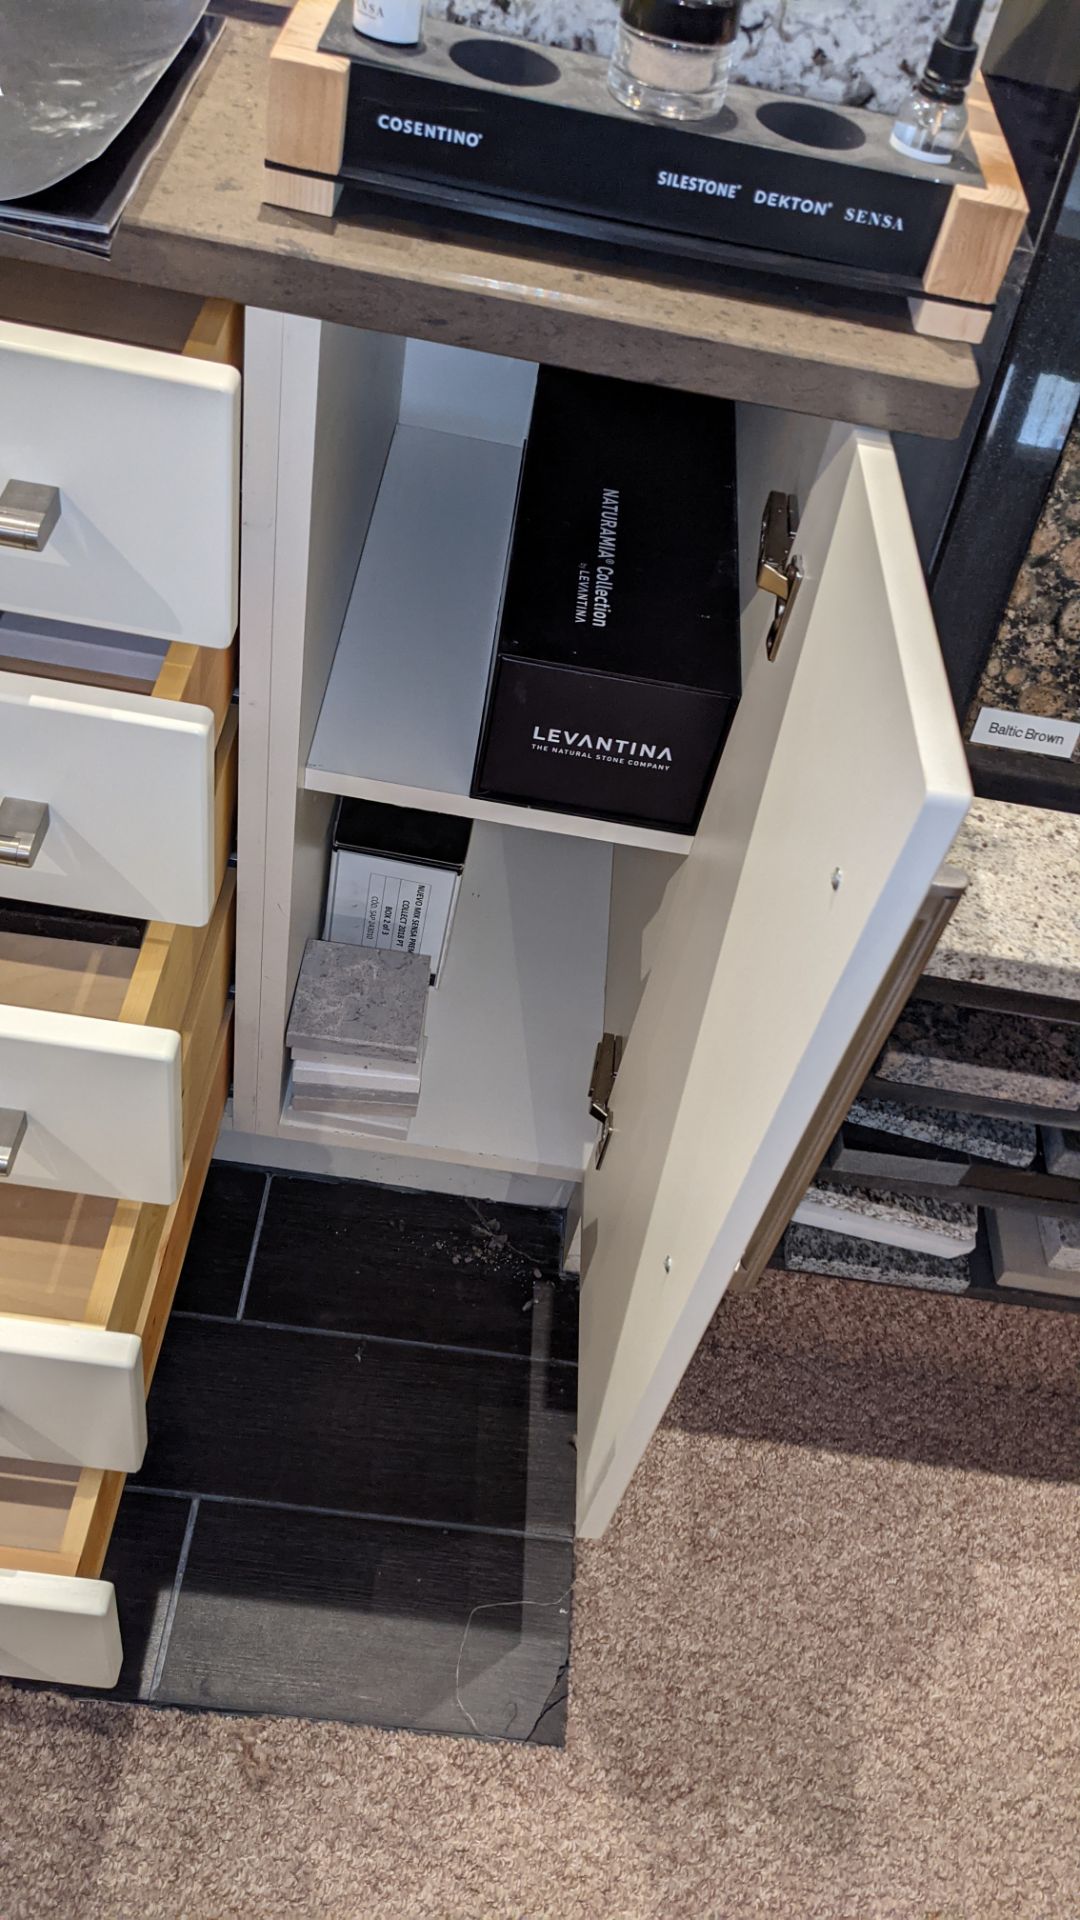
608;0;743;123
890;0;983;164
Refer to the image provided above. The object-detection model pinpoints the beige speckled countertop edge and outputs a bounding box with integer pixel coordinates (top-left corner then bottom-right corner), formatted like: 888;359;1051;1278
0;21;980;432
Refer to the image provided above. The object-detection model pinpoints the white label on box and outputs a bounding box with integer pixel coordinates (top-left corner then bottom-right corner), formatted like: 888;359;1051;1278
326;852;461;983
971;707;1080;759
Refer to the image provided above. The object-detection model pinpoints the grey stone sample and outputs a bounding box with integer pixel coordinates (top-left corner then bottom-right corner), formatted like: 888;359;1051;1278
873;1001;1080;1113
987;1208;1080;1300
1043;1127;1080;1179
779;1222;971;1294
290;1082;418;1109
928;799;1080;1003
794;1180;975;1256
286;941;428;1061
1039;1214;1080;1274
848;1096;1037;1168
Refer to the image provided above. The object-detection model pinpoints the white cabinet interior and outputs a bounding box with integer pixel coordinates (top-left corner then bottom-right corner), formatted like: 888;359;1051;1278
233;314;970;1531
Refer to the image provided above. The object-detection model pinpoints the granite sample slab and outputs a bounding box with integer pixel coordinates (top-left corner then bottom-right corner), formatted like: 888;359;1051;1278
928;798;1080;1003
779;1222;971;1294
1039;1214;1080;1274
965;418;1080;759
872;1001;1080;1114
987;1207;1080;1300
1042;1127;1080;1179
848;1096;1037;1168
286;941;428;1061
793;1180;976;1257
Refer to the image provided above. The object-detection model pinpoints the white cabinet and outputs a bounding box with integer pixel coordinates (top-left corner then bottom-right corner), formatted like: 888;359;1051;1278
233;317;972;1543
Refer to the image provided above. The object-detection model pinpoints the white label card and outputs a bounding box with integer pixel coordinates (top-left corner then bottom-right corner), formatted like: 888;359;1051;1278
971;707;1080;760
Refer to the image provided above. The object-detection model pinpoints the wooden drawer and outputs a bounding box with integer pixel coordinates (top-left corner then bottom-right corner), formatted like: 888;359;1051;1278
0;630;235;926
0;859;235;1206
0;1015;231;1686
0;289;240;648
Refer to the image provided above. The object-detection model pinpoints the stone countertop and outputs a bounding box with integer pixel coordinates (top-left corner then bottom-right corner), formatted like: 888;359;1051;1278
930;797;1080;1003
0;19;978;433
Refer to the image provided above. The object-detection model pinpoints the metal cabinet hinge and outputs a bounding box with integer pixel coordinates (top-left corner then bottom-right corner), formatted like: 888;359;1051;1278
757;490;804;660
589;1031;623;1169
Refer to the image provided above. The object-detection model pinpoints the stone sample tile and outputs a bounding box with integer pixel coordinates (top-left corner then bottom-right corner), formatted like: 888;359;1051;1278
988;1208;1080;1300
794;1180;976;1257
286;941;428;1061
928;798;1080;1003
1043;1127;1080;1179
1039;1214;1080;1274
779;1222;971;1294
966;416;1080;755
872;1001;1080;1114
848;1096;1037;1167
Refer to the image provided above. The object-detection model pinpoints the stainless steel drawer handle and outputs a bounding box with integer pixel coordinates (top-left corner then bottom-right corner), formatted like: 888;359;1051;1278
0;1110;26;1179
0;481;61;551
0;798;49;866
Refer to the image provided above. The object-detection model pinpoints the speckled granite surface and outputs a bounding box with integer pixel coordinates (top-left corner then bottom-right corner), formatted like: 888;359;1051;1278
848;1095;1037;1167
781;1221;972;1292
966;418;1080;752
873;1001;1080;1113
929;799;1080;1002
434;0;1000;113
795;1179;976;1255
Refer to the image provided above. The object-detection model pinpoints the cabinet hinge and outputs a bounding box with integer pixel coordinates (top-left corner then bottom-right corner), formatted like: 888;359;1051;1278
757;490;804;660
588;1031;623;1169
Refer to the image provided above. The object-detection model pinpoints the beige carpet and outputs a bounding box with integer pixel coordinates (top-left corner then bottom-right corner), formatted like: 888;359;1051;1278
3;1270;1080;1920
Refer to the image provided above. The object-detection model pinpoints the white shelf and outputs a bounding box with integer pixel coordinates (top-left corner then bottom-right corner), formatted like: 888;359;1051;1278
280;821;611;1181
304;422;693;857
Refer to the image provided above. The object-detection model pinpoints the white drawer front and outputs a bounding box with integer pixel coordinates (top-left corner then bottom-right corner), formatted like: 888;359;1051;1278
0;1008;182;1204
0;1319;146;1472
0;673;216;926
0;321;239;646
0;1571;121;1686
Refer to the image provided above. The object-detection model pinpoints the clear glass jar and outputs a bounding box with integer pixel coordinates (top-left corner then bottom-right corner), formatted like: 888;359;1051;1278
608;21;735;120
889;83;968;163
608;0;742;122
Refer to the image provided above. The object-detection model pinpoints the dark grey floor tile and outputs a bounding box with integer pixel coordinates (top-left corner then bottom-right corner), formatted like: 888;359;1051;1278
173;1165;268;1317
136;1318;575;1538
155;1499;571;1742
245;1174;576;1361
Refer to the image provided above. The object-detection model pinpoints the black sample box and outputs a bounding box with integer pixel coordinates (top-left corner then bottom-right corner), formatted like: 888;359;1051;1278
472;366;741;832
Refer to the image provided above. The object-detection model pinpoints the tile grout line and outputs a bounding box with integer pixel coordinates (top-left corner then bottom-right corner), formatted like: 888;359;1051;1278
145;1497;201;1702
234;1173;273;1321
129;1483;573;1546
172;1309;578;1369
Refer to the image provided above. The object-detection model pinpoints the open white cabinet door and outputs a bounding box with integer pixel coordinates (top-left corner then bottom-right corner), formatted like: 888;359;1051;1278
577;413;972;1539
